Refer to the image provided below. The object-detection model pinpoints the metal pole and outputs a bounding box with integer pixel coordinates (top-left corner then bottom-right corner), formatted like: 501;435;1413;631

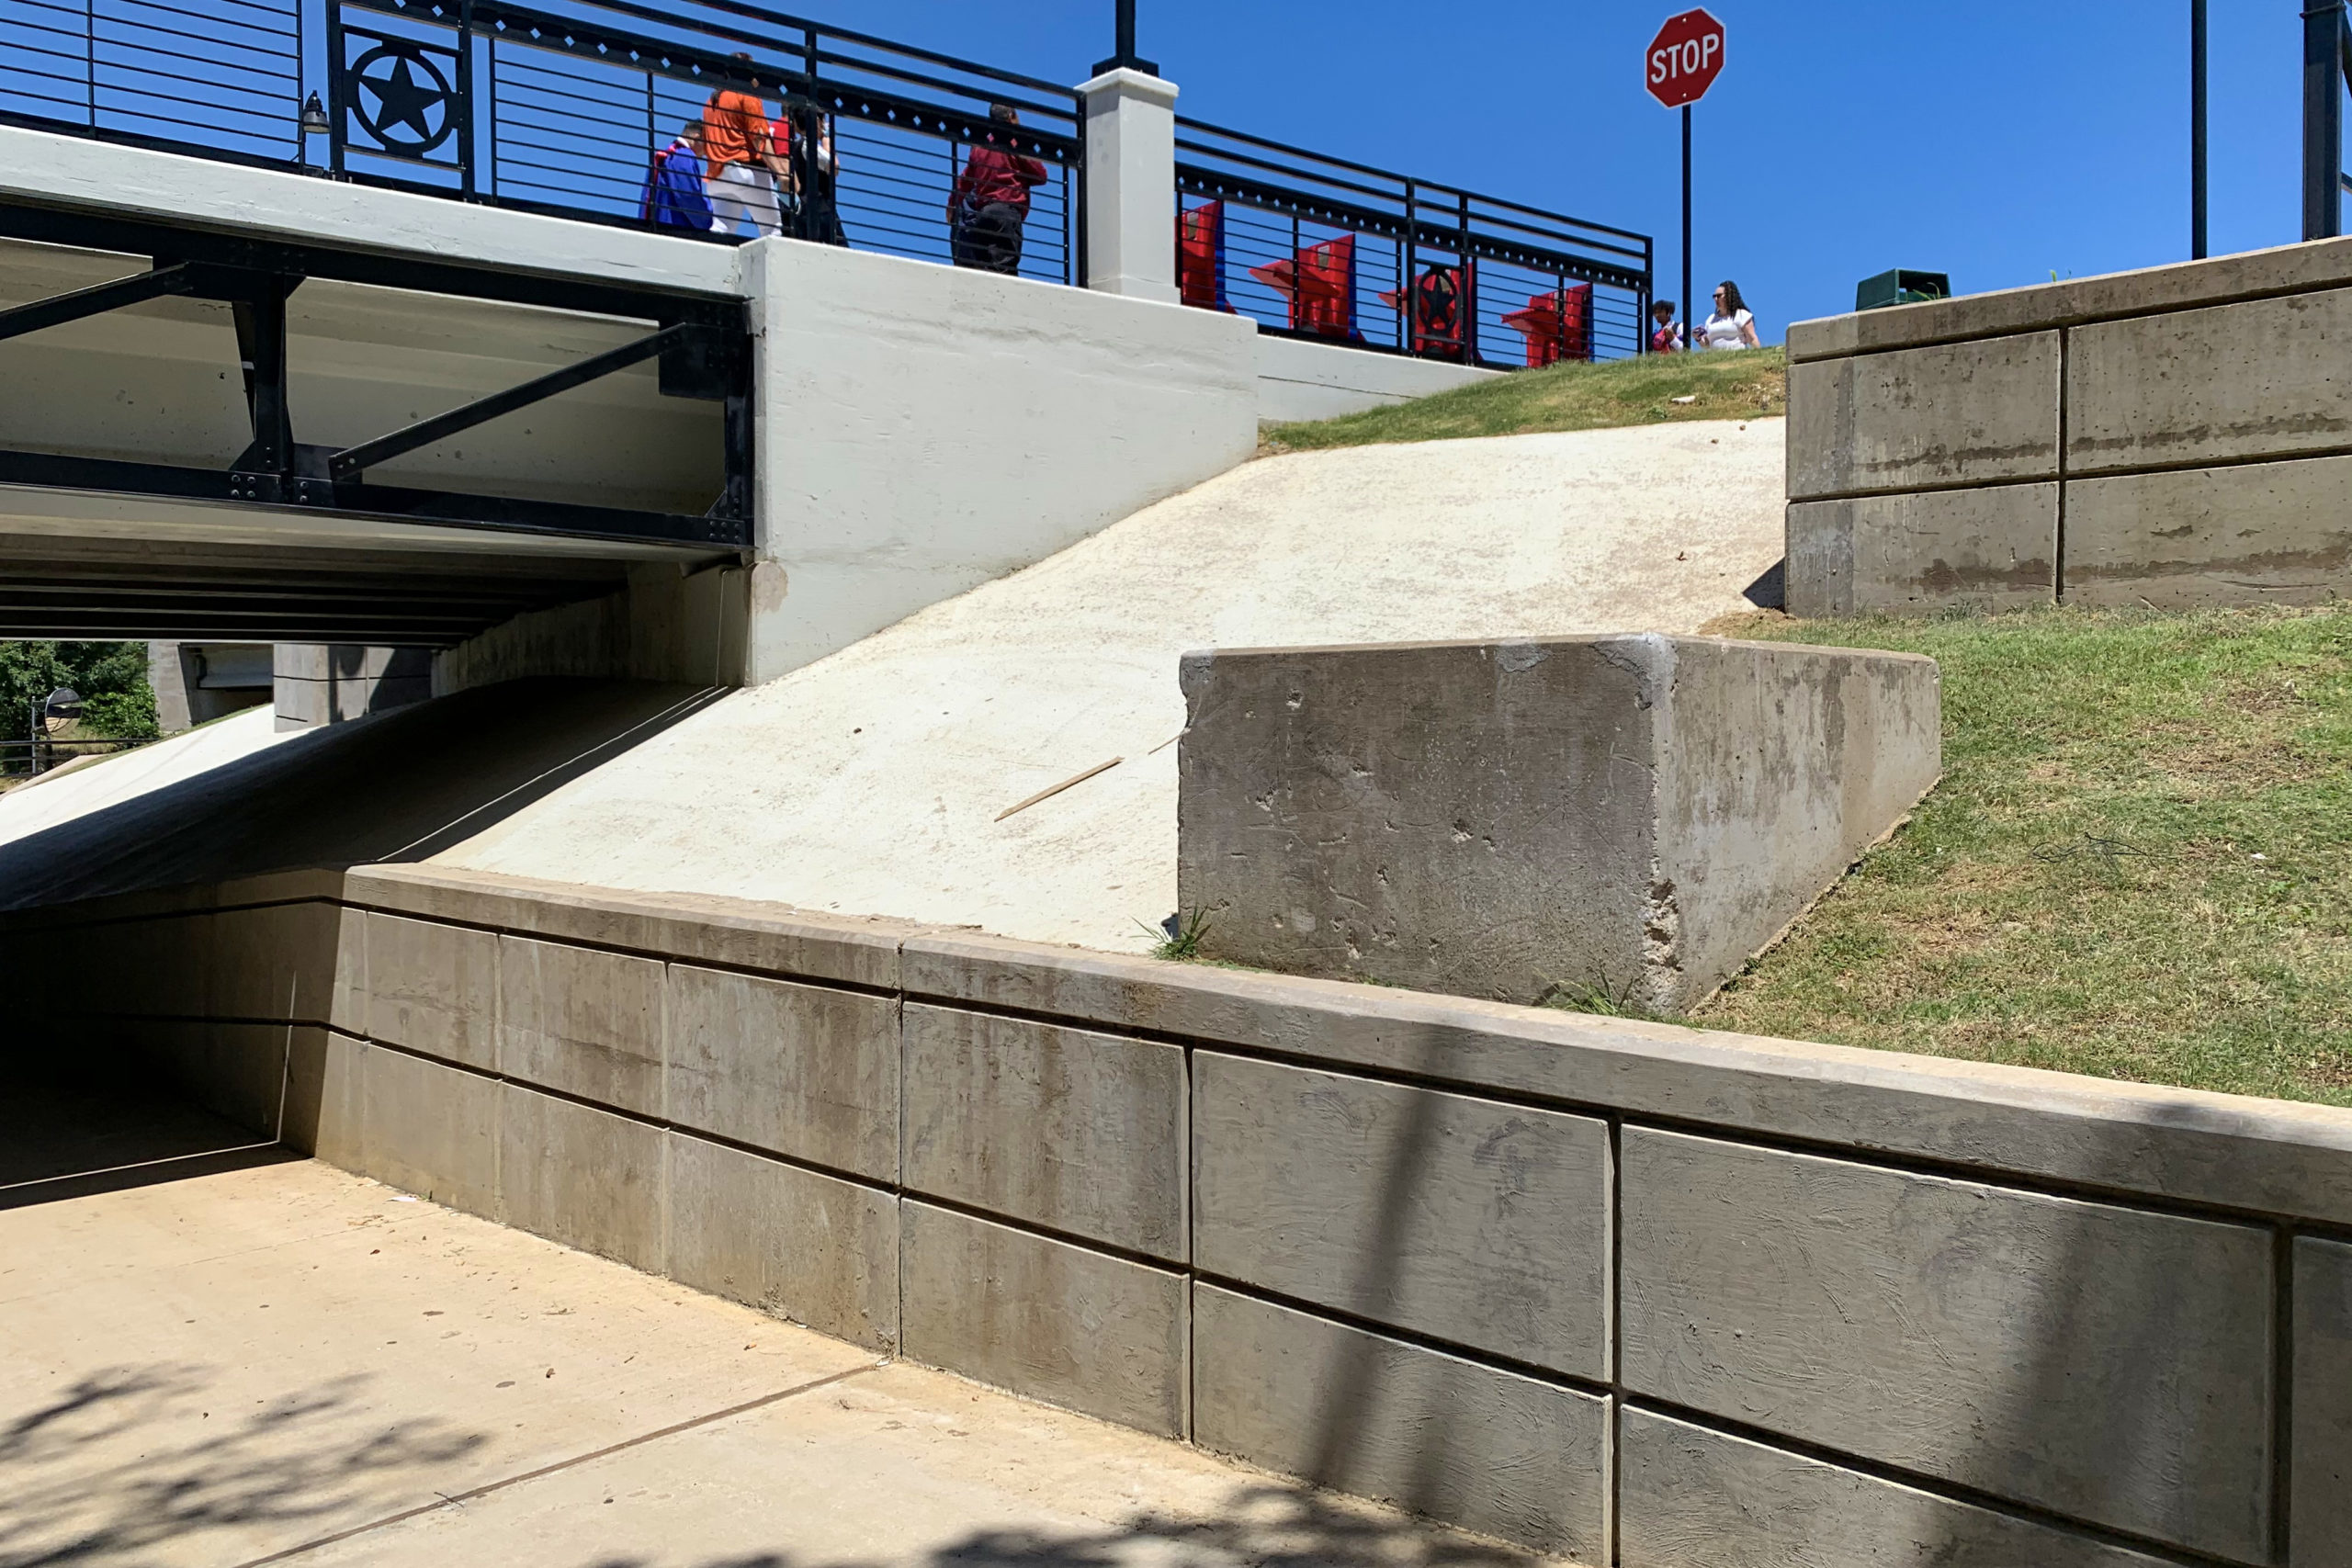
2305;0;2346;240
1095;0;1157;74
1681;103;1693;350
2191;0;2209;258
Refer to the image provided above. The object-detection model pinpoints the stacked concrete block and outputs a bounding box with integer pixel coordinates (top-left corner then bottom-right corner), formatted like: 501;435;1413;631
1787;235;2352;615
12;863;2351;1563
1176;634;1941;1011
273;644;434;731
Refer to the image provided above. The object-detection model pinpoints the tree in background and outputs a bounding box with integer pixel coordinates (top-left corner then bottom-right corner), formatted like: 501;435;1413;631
0;641;159;750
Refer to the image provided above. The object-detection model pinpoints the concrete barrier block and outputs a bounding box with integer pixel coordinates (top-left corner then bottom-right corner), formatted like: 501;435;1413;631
903;1005;1184;1259
1787;486;2057;616
178;1021;293;1136
365;913;498;1070
497;935;665;1116
1618;1407;2173;1568
499;1083;664;1272
2070;288;2352;473
1193;1053;1609;1376
899;1201;1185;1437
1179;635;1939;1012
361;1043;500;1215
328;904;367;1035
1788;332;2060;501
1786;234;2352;362
667;1132;898;1351
1191;1284;1608;1559
1620;1129;2274;1559
2065;457;2352;608
107;914;209;1017
665;964;897;1182
2295;1236;2352;1565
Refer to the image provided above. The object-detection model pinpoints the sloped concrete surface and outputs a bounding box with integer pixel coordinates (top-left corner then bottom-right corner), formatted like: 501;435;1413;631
0;1081;1553;1567
439;420;1785;950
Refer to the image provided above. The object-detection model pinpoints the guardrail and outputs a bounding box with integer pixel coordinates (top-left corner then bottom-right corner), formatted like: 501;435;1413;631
1174;117;1654;367
0;0;1084;286
0;735;154;778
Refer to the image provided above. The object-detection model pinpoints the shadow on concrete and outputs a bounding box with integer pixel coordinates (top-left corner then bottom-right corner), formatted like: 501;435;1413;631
0;1074;300;1213
0;678;725;912
0;1363;484;1567
572;1481;1539;1568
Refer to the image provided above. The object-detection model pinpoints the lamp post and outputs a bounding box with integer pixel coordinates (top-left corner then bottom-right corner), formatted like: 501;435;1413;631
1094;0;1158;75
2191;0;2208;258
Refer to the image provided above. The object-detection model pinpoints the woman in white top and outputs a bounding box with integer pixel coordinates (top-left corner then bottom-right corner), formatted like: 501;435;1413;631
1699;279;1761;350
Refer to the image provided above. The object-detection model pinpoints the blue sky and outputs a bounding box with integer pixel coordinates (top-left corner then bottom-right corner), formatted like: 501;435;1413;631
831;1;2315;342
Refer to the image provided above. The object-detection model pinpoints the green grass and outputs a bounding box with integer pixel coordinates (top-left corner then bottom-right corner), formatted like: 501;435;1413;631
1689;605;2352;1107
1261;346;1785;452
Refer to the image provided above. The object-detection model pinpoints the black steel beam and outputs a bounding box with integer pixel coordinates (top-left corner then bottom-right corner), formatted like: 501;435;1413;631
0;263;196;343
0;449;744;550
330;326;684;481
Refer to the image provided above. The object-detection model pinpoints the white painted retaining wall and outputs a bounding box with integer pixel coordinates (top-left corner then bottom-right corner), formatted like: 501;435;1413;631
1253;333;1500;423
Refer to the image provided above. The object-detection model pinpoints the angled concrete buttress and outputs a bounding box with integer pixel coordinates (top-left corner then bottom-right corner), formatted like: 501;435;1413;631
1175;633;1942;1011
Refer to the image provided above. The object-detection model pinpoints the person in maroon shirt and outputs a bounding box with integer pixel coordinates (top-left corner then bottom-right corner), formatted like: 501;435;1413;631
950;104;1048;275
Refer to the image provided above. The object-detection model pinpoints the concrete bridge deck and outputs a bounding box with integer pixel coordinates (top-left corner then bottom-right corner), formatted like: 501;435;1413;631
4;1078;1548;1568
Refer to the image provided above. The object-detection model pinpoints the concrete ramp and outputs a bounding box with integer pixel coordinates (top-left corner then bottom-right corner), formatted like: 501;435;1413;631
1;418;1783;948
433;419;1786;949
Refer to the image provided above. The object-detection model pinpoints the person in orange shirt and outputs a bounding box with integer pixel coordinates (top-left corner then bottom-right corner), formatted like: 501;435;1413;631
702;55;793;238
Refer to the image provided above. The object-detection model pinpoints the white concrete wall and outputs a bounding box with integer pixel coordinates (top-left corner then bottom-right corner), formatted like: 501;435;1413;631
734;238;1259;682
1253;333;1501;423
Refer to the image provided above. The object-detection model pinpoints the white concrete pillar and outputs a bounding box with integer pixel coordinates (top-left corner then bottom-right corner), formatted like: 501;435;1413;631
1078;68;1180;305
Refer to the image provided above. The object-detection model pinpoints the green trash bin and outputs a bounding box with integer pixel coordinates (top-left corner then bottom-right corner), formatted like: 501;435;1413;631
1855;268;1951;310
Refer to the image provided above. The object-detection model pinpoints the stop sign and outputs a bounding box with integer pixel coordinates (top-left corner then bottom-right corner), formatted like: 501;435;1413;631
1645;8;1726;108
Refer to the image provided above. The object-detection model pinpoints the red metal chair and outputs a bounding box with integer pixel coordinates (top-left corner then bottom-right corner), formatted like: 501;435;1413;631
1248;233;1359;339
1176;200;1233;311
1379;260;1476;361
1503;283;1593;367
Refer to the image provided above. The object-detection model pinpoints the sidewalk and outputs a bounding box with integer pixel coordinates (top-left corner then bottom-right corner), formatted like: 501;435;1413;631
0;1082;1555;1568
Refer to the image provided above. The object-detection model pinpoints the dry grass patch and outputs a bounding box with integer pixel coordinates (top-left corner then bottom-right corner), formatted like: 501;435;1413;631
1691;604;2352;1106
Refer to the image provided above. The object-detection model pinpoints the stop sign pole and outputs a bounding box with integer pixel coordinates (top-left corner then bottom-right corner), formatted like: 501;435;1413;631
1645;9;1726;349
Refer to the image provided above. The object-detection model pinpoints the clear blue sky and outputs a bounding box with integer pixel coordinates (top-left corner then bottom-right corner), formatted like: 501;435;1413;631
835;1;2315;342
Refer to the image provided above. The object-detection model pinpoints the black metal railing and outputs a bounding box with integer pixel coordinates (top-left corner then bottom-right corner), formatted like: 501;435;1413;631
1174;117;1653;367
0;0;1084;286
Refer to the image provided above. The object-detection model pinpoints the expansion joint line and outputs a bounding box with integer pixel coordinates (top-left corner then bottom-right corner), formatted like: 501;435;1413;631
226;1361;886;1566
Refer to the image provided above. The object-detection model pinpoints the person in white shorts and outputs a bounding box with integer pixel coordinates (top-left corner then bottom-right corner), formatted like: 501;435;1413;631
701;57;794;238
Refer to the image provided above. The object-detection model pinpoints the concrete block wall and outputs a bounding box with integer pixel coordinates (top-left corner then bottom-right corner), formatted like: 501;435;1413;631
10;865;2352;1565
1786;235;2352;615
274;645;435;731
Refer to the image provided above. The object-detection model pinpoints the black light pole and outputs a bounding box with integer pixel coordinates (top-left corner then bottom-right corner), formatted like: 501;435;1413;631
2304;0;2346;241
2191;0;2209;258
1094;0;1158;75
1681;104;1692;350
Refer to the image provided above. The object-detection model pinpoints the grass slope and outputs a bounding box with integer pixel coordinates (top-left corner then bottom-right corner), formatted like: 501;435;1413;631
1692;606;2352;1106
1261;346;1785;452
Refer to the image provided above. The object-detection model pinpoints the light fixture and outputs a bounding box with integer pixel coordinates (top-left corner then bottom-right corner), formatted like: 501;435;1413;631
300;91;331;138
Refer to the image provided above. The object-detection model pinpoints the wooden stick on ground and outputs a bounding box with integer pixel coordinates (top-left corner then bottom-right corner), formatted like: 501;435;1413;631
995;757;1124;822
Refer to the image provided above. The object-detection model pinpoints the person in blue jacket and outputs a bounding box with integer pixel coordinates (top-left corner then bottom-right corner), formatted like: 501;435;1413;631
640;122;718;232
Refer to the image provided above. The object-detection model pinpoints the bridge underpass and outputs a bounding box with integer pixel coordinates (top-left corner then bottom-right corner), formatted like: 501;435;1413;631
0;205;751;649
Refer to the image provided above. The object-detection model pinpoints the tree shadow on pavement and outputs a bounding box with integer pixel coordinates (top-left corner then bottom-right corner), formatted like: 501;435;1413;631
571;1483;1545;1568
0;1363;485;1568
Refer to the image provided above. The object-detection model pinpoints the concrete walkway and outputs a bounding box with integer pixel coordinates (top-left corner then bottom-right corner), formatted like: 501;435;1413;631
1;1082;1550;1568
437;420;1785;950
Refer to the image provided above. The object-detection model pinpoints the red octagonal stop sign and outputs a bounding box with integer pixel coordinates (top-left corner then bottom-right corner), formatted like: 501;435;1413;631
1645;8;1726;108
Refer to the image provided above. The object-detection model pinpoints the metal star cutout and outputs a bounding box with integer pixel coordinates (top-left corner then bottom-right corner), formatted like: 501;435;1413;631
360;54;445;145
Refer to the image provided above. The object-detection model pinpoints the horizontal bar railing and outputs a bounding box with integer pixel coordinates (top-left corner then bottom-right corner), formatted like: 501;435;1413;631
1175;113;1652;369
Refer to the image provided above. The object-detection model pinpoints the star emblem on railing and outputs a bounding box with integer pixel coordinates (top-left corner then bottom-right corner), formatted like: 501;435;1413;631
349;41;456;156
